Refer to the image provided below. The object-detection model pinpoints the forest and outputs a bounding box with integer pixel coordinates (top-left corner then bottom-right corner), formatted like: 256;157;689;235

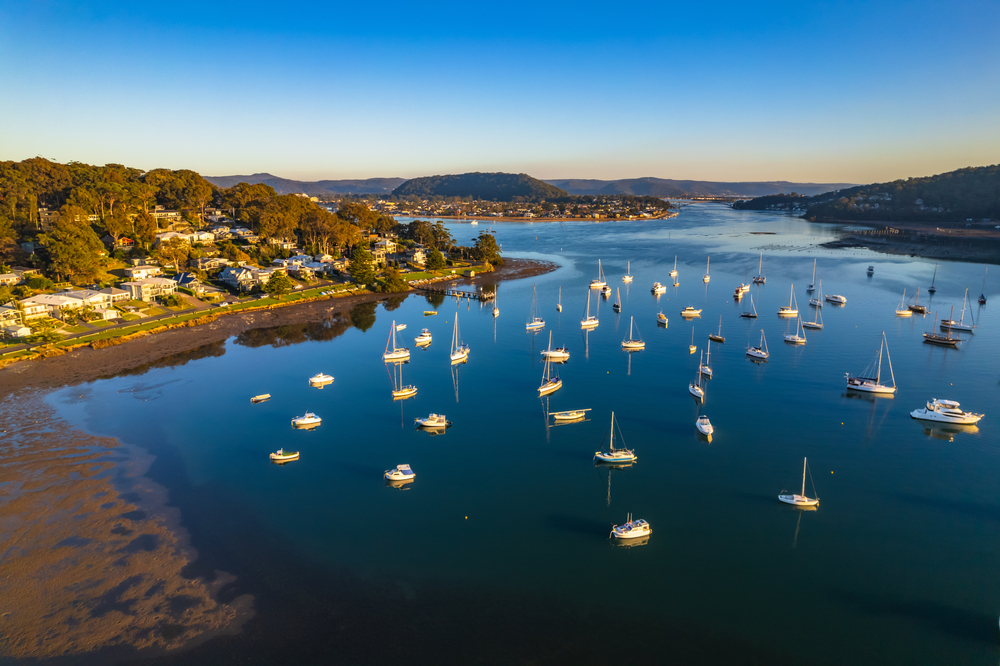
391;172;568;202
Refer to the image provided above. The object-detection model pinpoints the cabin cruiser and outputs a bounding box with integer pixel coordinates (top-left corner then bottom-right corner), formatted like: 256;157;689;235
867;265;874;275
384;464;415;482
308;373;334;386
541;346;570;360
610;514;651;540
415;329;432;345
415;414;451;428
601;285;612;298
680;306;702;318
291;412;322;427
651;282;666;295
910;399;983;425
695;415;713;436
270;448;299;462
825;294;847;305
657;312;668;326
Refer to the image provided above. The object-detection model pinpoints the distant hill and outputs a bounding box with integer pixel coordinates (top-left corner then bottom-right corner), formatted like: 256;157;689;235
545;177;856;198
392;172;567;202
204;173;407;195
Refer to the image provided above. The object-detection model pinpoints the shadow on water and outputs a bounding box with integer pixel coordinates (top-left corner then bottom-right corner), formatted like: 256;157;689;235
234;312;353;348
101;341;226;379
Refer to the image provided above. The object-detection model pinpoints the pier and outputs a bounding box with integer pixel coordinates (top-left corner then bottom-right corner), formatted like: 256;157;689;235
416;285;495;301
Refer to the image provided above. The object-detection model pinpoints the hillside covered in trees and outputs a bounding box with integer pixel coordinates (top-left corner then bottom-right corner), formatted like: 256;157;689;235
392;172;567;202
733;165;1000;223
547;177;856;198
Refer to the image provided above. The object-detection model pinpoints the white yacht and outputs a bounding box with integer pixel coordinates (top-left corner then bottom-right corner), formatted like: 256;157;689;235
778;457;820;507
594;412;636;464
753;252;766;284
846;331;896;394
581;290;599;329
526;284;545;331
622;261;633;283
783;316;807;344
778;284;799;316
450;313;470;363
696;415;713;436
610;514;651;540
541;342;570;361
689;354;705;400
621;316;644;350
270;448;299;462
590;259;607;289
384;464;415;482
747;330;769;360
669;255;679;277
680;306;702;318
940;289;976;333
895;289;912;317
703;256;711;283
308;373;334;386
700;341;713;377
651;282;666;295
291;412;321;427
415;414;451;428
910;399;983;425
382;320;410;361
538;332;563;395
809;279;824;307
415;328;433;346
825;293;847;305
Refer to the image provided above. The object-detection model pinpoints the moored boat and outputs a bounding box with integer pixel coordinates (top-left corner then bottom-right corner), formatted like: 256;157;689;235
825;294;846;305
651;282;666;295
594;411;636;464
680;306;702;318
415;413;451;428
846;331;896;394
895;289;912;317
709;316;725;342
623;260;633;283
621;316;644;350
383;320;410;361
291;412;321;427
778;457;819;507
308;373;334;386
415;328;432;345
250;394;271;403
270;448;299;462
610;514;651;540
747;330;769;360
384;464;415;482
778;284;799;316
753;252;766;284
552;408;590;422
910;398;983;425
590;259;607;289
696;415;713;436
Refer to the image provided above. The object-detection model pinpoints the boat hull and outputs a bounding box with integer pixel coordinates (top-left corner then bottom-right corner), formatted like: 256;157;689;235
594;452;636;464
846;381;896;394
802;322;822;330
538;379;562;395
778;494;819;507
910;409;982;425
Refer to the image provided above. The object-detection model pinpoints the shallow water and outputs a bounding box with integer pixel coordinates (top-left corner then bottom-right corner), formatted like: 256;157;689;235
49;204;1000;664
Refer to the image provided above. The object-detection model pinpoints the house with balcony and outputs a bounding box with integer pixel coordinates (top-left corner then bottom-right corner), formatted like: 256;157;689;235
61;289;115;309
99;287;130;303
120;277;177;302
124;265;163;280
219;266;260;292
0;273;19;286
19;293;86;319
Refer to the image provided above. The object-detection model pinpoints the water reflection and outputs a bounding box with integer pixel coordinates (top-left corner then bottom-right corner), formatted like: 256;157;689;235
235;312;353;348
107;340;226;378
919;423;980;442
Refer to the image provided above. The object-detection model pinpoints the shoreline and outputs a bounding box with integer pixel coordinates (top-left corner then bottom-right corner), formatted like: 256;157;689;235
811;217;1000;265
0;258;557;394
399;212;679;223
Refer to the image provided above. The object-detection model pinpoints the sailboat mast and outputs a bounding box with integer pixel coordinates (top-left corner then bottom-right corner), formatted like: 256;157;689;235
876;336;883;383
629;316;634;339
883;331;896;387
960;288;967;323
801;458;807;496
610;412;615;451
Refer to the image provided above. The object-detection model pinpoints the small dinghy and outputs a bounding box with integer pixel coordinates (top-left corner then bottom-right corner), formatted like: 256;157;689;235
270;448;299;462
610;514;651;540
395;323;407;331
291;412;321;428
250;394;271;403
384;464;415;482
424;310;438;316
308;373;334;387
778;457;819;507
415;414;451;428
552;408;590;422
695;415;713;436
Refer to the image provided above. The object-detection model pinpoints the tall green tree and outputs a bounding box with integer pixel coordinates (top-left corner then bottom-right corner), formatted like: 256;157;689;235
471;230;503;265
379;266;409;293
426;247;446;270
263;273;294;299
38;205;105;282
349;246;376;286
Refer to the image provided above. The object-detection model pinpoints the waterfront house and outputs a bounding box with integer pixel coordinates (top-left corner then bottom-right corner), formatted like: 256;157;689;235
120;277;177;302
219;266;259;291
19;294;86;319
61;289;115;308
0;273;19;286
189;257;231;271
124;265;163;280
3;324;30;339
99;287;130;303
0;305;24;327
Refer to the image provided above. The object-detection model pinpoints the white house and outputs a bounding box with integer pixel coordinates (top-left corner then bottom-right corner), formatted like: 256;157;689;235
19;294;86;319
0;305;23;327
61;289;114;308
0;273;19;286
120;277;177;302
99;287;131;303
124;265;163;280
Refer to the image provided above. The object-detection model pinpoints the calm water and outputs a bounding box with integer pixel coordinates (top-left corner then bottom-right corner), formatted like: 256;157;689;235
51;204;1000;664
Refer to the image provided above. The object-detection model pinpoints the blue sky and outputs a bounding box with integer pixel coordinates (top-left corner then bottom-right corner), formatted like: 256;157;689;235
1;0;998;183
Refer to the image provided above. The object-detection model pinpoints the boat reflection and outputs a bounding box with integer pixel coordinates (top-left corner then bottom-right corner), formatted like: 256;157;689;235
418;426;448;437
385;478;414;490
920;423;980;442
842;391;894;402
697;432;713;445
609;535;650;549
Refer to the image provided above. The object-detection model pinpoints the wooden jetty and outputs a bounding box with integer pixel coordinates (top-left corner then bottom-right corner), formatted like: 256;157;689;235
417;286;495;301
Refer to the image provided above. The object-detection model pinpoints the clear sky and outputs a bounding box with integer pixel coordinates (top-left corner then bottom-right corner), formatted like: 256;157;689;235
1;1;998;184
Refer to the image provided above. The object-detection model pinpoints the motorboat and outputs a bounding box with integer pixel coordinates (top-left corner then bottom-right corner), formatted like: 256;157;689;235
590;259;607;289
250;394;271;403
700;342;713;377
622;261;633;283
703;256;711;283
778;457;820;507
923;311;959;346
709;316;724;342
753;252;766;283
601;285;612;298
291;412;321;427
594;411;636;463
940;290;976;333
910;399;983;425
669;255;678;277
450;313;470;363
680;306;702;318
908;287;927;314
778;284;799;316
581;289;599;329
695;415;713;436
806;259;817;293
270;448;299;462
308;373;334;387
895;289;912;317
415;413;451;428
733;284;747;299
383;320;410;361
552;408;590;421
610;514;651;540
415;328;433;345
867;265;874;275
526;284;545;330
825;294;847;305
783;317;807;344
747;330;769;360
673;279;680;287
538;332;563;395
740;294;758;319
657;311;668;326
395;323;407;331
541;345;570;361
621;316;644;350
846;331;897;394
809;279;824;307
384;464;415;482
651;282;666;295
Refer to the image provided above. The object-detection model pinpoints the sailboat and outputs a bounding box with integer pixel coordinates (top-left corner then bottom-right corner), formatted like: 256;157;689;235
613;287;622;313
622;261;633;283
809;279;823;307
940;288;976;333
908;287;927;314
923;310;959;346
669;255;678;277
391;362;417;400
622;316;644;350
778;458;819;507
746;330;769;360
895;289;912;317
689;327;697;354
700;341;713;377
538;332;562;395
709;316;725;342
803;302;823;330
556;286;562;312
783;316;807;344
740;294;758;319
492;289;499;317
590;259;607;289
928;264;938;294
594;412;636;464
846;331;896;394
382;320;410;361
979;267;988;304
581;289;599;329
703;256;711;283
777;284;799;316
526;284;545;330
753;252;766;284
689;352;705;400
806;258;817;293
450;313;470;363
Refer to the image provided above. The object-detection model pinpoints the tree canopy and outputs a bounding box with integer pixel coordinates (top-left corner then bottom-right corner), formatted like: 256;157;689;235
392;172;568;202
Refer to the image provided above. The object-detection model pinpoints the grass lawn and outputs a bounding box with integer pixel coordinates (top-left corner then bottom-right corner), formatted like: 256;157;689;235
63;325;90;334
120;314;141;322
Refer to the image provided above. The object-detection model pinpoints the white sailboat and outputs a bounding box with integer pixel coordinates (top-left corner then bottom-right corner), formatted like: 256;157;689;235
556;286;562;312
777;284;799;316
613;287;622;313
391;362;417;400
940;288;976;332
753;252;766;284
622;316;644;350
700;340;713;377
895;289;912;317
783;316;807;344
740;294;758;319
382;320;410;361
689;352;705;400
747;330;769;360
526;284;545;330
492;290;499;317
809;279;824;307
846;331;896;394
610;514;651;539
538;332;563;395
450;313;470;363
689;327;697;354
581;289;599;329
803;303;823;330
590;259;607;289
622;261;633;283
778;457;819;507
669;255;678;277
806;258;817;293
594;411;636;464
703;256;711;283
